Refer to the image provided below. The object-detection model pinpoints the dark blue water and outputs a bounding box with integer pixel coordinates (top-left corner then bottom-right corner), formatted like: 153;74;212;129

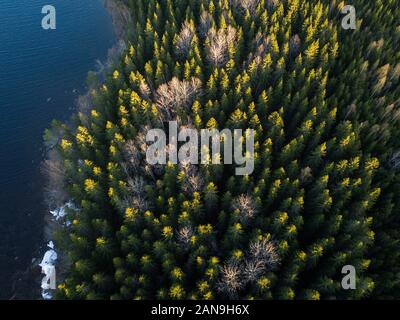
0;0;115;298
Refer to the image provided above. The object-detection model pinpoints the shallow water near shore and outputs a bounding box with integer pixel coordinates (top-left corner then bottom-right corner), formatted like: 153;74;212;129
0;0;115;299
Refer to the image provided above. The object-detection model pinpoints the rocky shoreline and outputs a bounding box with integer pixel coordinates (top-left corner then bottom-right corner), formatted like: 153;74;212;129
10;0;131;300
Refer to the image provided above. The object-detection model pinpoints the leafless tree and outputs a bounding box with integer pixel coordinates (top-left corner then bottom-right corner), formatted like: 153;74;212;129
123;139;141;172
230;0;260;16
176;21;196;59
123;125;160;177
372;64;390;95
124;140;163;180
255;33;271;56
198;11;213;38
215;239;280;298
345;103;357;119
186;174;205;193
42;150;68;208
389;150;400;170
178;226;194;245
247;33;271;66
76;91;92;116
120;168;151;212
179;160;196;176
289;34;301;57
127;176;145;196
249;238;280;269
156;77;202;119
136;127;150;153
300;166;312;184
233;194;257;223
243;259;265;282
206;26;237;67
180;161;205;194
131;195;149;212
217;262;244;298
139;80;151;100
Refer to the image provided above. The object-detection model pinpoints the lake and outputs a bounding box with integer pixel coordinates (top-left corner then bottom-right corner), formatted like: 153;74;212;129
0;0;115;299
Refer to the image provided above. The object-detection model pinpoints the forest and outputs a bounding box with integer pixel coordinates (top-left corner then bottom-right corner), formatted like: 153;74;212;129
43;0;400;299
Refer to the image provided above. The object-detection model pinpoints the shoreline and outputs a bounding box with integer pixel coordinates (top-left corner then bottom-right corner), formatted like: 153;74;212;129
104;0;131;40
30;0;130;300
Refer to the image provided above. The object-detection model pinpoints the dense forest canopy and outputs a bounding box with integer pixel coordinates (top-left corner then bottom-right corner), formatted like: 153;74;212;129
43;0;400;299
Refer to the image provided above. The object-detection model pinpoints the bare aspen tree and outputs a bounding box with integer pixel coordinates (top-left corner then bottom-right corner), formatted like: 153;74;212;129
178;226;194;246
231;0;260;16
198;11;213;38
76;92;92;116
185;174;205;193
300;166;313;184
136;127;151;153
131;195;149;212
247;33;271;66
175;21;196;59
233;194;257;223
249;238;280;269
139;80;151;100
373;64;390;95
217;262;244;298
127;176;146;196
156;77;202;119
289;34;301;57
216;239;280;297
123;139;141;172
206;26;237;67
344;103;357;120
243;259;265;282
179;161;205;194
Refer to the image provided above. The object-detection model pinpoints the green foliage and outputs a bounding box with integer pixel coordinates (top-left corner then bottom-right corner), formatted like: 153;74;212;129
49;0;400;299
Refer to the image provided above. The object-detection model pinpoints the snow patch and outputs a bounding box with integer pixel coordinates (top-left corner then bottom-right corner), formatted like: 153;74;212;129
42;291;53;300
39;241;57;299
39;201;77;299
50;201;75;221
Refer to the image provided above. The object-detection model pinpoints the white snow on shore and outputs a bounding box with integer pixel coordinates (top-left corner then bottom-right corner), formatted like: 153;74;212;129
39;241;57;299
39;201;77;299
50;201;76;221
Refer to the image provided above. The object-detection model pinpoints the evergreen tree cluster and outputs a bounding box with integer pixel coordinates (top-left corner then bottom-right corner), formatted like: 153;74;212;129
45;0;400;299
